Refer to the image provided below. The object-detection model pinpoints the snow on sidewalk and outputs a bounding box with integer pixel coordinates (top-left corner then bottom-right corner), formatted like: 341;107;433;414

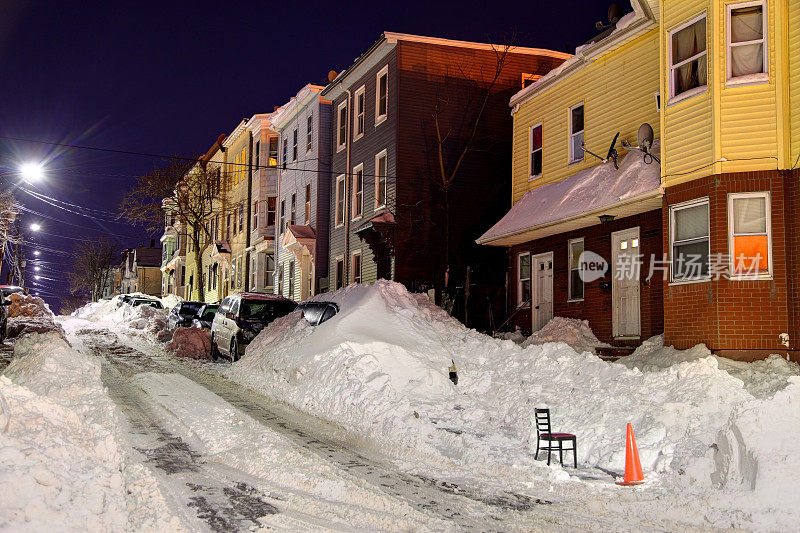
0;332;181;532
226;280;800;530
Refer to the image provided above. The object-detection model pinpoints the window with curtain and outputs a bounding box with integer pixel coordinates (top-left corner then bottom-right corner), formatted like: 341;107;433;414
335;176;345;226
569;104;583;163
670;15;707;98
518;252;531;305
354;86;365;138
352;165;363;219
305;183;311;223
728;2;766;81
292;129;298;162
568;238;584;301
375;151;387;207
306;114;313;152
337;102;347;149
352;252;362;284
530;123;543;178
670;199;710;281
376;66;388;123
729;192;770;276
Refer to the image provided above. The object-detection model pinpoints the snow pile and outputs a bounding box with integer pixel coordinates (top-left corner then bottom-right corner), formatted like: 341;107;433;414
227;280;799;523
620;335;800;399
7;293;53;318
71;294;170;339
494;328;526;344
6;293;63;340
522;316;611;353
0;333;127;530
160;294;182;310
166;327;211;360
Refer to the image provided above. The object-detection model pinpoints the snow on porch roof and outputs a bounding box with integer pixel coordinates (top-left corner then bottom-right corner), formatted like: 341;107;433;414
477;142;662;246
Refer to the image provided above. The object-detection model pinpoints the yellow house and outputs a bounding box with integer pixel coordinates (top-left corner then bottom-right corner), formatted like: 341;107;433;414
480;0;800;360
479;0;664;346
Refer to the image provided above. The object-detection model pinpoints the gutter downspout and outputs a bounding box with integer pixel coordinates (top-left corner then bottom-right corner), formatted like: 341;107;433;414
244;132;253;290
344;88;352;278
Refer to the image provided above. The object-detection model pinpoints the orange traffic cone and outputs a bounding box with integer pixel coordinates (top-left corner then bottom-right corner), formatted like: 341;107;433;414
615;423;644;486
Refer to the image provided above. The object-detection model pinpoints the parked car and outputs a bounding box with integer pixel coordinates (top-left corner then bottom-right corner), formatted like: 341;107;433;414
0;292;11;342
298;301;339;326
117;294;135;307
166;301;204;330
192;304;219;330
0;285;24;298
130;298;163;309
210;293;297;362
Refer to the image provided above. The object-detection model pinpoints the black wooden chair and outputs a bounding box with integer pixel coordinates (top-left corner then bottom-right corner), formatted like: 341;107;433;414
534;408;577;468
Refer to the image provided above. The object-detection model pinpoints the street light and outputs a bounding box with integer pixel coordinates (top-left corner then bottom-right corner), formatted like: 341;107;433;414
30;223;41;232
34;266;40;272
19;162;44;183
33;250;40;256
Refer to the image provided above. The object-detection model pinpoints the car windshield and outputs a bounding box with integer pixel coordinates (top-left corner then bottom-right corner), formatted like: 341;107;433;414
239;300;296;322
201;306;218;319
179;303;203;316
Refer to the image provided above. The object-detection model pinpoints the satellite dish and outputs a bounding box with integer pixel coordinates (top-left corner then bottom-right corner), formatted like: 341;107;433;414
596;2;625;30
621;123;660;165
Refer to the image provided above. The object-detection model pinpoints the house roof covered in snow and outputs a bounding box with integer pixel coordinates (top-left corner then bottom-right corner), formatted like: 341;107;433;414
477;143;662;246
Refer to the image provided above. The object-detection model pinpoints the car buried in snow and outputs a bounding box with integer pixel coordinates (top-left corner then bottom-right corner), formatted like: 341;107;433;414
192;303;219;330
116;294;135;307
166;300;204;330
0;285;24;298
129;298;163;309
210;293;297;362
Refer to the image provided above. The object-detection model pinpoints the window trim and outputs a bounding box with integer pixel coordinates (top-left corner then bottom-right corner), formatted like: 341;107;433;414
375;65;389;126
568;237;585;302
353;85;366;141
306;113;313;152
292;128;298;162
727;191;772;280
669;197;711;284
375;149;388;208
352;250;362;284
334;174;346;227
568;103;584;165
517;251;531;307
667;12;709;103
336;100;348;152
351;163;364;221
529;122;543;181
334;255;345;290
725;1;769;86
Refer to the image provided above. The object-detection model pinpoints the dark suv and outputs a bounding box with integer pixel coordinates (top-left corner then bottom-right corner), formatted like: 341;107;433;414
167;301;205;330
210;293;297;361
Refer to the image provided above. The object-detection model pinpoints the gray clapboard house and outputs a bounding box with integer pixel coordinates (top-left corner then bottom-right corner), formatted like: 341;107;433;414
271;84;332;301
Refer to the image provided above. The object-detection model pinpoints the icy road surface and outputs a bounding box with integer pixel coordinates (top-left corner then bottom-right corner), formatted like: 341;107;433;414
60;318;618;532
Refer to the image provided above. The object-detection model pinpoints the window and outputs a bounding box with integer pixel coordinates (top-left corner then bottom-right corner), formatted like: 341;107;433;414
290;193;296;226
305;183;311;223
282;136;288;170
670;199;710;282
237;254;242;287
238;203;244;233
279;199;285;233
335;175;345;226
268;136;278;167
231;258;236;288
375;150;387;207
214;215;220;240
240;148;246;180
727;2;767;83
354;86;365;139
292;129;298;162
267;196;276;227
517;252;531;306
212;263;218;290
251;257;257;289
352;164;363;219
226;214;231;240
306;114;313;152
669;14;708;99
277;263;284;296
232;207;238;236
335;257;344;290
254;141;260;168
252;201;258;229
337;101;347;150
568;103;584;163
529;123;543;179
375;65;388;124
352;251;362;284
728;192;771;278
289;260;295;299
568;238;584;301
264;253;275;289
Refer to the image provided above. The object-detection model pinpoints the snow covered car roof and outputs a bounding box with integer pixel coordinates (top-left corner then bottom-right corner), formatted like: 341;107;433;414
477;142;662;246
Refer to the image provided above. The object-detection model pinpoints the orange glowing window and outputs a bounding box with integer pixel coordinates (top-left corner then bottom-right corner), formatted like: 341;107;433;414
729;193;771;277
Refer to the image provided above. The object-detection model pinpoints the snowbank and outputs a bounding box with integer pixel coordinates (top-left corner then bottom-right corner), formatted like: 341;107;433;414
166;327;211;360
72;294;170;340
7;293;53;318
0;333;127;530
6;293;63;340
522;316;611;353
227;281;799;518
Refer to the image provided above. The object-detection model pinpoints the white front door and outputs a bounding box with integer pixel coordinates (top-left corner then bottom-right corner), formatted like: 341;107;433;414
531;252;554;332
612;227;641;338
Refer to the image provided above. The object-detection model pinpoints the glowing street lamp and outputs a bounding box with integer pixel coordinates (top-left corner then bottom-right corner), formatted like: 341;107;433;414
30;223;41;232
19;162;44;183
33;250;40;256
34;266;40;272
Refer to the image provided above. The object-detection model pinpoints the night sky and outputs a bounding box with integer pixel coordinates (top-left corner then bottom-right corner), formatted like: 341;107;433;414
0;0;615;311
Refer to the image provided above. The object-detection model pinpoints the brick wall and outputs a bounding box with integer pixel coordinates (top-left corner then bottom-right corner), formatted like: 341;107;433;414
663;170;797;361
506;209;664;345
